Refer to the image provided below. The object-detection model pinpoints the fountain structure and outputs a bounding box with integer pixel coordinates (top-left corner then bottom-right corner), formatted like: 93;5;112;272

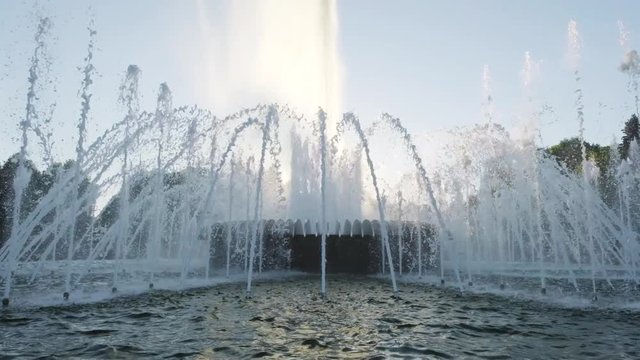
1;16;640;308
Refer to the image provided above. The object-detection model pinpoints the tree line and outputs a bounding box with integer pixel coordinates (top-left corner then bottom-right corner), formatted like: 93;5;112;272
546;114;640;207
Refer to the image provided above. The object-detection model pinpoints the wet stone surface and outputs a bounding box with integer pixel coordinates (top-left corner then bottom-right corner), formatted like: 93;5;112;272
1;275;640;359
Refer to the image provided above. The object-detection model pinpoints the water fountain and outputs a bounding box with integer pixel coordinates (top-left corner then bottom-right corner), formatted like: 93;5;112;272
1;15;640;310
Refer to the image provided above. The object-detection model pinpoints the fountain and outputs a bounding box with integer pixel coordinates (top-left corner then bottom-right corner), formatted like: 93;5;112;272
1;15;640;310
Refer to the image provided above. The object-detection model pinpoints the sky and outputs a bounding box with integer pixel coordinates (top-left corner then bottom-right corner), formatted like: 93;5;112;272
1;0;640;164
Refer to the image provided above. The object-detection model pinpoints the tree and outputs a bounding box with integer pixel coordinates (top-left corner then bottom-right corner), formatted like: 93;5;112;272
547;137;583;173
547;138;611;173
0;154;40;248
0;156;19;247
620;114;640;159
0;156;95;257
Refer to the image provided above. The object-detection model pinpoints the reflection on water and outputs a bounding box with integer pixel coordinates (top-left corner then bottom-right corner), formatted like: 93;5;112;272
1;275;640;359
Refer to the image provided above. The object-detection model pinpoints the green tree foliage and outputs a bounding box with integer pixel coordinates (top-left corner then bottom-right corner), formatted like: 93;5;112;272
0;155;94;256
0;155;22;246
620;114;640;160
0;154;42;247
96;170;186;230
544;115;640;210
546;138;610;175
547;137;584;173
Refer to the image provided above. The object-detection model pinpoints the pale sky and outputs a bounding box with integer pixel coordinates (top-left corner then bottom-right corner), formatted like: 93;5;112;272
1;0;640;164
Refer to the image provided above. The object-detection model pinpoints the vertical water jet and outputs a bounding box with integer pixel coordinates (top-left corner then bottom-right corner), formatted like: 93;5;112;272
226;157;235;277
113;65;141;291
3;17;51;304
247;106;277;296
64;24;96;299
319;109;328;296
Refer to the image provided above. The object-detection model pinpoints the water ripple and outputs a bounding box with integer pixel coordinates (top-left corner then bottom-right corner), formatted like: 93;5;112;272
2;276;640;359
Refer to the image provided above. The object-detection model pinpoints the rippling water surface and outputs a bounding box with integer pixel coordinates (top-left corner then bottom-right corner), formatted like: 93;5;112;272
2;275;640;359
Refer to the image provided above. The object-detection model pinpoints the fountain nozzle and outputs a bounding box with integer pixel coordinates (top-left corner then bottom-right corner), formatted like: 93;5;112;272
63;292;69;301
